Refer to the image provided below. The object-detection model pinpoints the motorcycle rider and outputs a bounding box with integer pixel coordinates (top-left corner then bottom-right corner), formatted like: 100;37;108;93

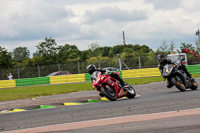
87;64;129;93
157;54;193;88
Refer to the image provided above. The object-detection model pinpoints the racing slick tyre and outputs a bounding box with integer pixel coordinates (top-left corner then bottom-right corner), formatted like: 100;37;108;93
190;80;198;90
100;84;117;101
171;76;186;92
126;85;136;99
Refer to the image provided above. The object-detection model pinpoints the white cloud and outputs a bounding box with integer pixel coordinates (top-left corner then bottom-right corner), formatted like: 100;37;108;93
0;0;200;56
84;7;147;24
145;0;182;10
0;0;76;41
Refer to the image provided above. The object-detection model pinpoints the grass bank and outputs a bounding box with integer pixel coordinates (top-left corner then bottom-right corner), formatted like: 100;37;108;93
1;74;200;102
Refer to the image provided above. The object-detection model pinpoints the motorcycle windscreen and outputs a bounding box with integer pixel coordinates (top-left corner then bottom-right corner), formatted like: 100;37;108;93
162;64;174;77
92;71;102;84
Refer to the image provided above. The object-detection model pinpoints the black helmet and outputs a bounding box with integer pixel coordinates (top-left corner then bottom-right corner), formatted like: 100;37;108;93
87;64;96;74
157;54;165;63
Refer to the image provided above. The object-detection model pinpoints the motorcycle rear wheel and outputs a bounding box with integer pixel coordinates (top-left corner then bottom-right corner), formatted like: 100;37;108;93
171;76;186;92
100;85;117;101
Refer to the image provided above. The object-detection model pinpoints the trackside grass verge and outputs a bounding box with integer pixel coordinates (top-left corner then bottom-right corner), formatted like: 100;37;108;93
1;74;200;102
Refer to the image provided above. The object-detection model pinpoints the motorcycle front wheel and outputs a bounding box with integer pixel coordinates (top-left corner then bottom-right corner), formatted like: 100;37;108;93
126;85;136;99
171;76;186;91
100;84;117;101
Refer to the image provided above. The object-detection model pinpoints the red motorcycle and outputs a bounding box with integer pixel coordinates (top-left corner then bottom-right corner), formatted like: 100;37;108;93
92;71;136;101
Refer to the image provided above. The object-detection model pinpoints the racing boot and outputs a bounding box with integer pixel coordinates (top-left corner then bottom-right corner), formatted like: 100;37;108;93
186;73;194;81
183;67;194;81
99;92;104;97
167;81;174;88
190;77;194;81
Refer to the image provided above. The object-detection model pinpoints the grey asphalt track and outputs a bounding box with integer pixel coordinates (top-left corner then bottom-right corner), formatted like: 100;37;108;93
1;78;200;133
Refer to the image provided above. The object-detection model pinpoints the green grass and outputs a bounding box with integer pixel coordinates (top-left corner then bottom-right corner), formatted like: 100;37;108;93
124;76;164;85
0;83;92;101
1;73;200;102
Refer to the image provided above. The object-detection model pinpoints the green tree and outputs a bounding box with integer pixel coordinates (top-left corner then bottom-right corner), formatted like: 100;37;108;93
89;42;100;57
34;37;60;65
169;41;175;53
144;51;157;67
157;40;168;53
131;44;141;51
195;40;200;51
138;45;152;54
58;44;80;63
108;48;114;57
34;37;60;57
124;47;133;55
180;43;195;51
180;43;199;64
80;50;90;61
12;47;30;62
98;46;111;57
0;46;13;69
112;45;124;55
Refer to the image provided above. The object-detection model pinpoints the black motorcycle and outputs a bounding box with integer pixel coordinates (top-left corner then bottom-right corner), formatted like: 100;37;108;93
162;64;198;91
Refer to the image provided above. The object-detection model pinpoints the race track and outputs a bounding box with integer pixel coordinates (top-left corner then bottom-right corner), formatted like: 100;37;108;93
1;78;200;133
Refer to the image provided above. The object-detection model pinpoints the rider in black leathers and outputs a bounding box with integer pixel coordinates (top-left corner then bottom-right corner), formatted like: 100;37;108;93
157;54;193;88
87;64;129;92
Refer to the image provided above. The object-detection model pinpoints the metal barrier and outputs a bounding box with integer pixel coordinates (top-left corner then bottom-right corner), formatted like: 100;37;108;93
186;65;200;74
49;74;85;84
16;77;50;87
122;68;160;79
0;65;199;89
0;80;16;89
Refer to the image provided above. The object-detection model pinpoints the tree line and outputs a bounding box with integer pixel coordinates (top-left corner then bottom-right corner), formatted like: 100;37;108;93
0;37;200;79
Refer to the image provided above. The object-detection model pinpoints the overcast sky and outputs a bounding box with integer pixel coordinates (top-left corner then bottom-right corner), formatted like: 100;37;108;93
0;0;200;55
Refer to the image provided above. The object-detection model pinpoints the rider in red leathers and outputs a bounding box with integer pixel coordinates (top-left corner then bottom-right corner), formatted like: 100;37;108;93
87;64;129;93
